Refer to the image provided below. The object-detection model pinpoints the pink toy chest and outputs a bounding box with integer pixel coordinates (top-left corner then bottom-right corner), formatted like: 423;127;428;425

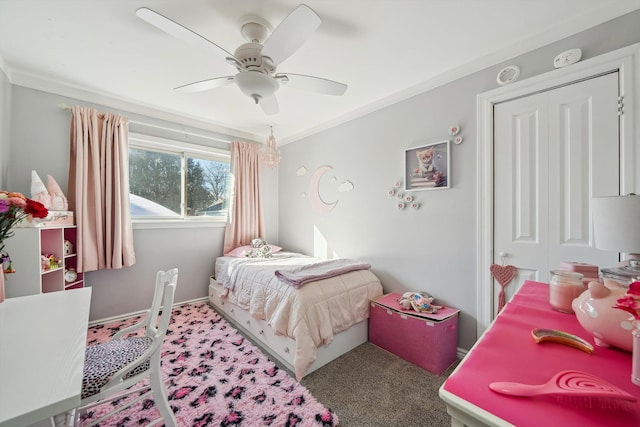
369;293;459;375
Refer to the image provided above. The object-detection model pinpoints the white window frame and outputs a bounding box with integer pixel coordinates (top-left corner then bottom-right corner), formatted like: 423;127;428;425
128;132;230;229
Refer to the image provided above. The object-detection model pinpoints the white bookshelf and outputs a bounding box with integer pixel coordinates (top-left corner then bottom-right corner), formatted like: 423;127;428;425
3;226;84;298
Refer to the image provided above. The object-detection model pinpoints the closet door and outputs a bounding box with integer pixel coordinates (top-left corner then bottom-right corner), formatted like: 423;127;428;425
493;72;620;317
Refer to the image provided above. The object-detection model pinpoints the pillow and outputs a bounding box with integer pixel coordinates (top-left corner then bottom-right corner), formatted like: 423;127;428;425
224;245;252;257
267;244;282;253
224;244;282;257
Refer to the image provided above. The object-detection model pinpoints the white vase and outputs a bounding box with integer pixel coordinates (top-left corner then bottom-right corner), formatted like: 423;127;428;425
0;269;5;303
633;329;640;387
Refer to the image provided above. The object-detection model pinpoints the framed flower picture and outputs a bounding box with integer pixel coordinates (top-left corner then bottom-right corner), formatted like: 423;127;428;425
405;140;450;191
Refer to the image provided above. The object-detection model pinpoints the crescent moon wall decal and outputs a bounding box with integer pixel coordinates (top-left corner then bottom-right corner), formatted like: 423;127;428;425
308;166;338;213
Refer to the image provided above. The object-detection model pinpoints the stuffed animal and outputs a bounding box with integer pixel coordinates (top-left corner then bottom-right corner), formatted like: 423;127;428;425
41;255;50;271
251;238;268;248
398;291;443;314
246;238;272;258
41;253;60;270
246;245;272;258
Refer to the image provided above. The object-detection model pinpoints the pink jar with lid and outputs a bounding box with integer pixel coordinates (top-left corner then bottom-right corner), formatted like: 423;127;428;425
549;270;584;313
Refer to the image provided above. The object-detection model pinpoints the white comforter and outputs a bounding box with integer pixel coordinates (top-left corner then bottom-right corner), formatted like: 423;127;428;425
215;252;383;379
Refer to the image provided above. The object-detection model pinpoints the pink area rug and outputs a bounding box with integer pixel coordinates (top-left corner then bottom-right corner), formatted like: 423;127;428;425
80;302;338;426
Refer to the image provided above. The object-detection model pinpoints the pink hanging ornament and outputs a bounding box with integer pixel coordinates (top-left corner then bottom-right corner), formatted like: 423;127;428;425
490;264;518;312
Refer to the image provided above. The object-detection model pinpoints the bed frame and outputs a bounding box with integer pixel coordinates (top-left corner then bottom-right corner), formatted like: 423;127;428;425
208;277;369;379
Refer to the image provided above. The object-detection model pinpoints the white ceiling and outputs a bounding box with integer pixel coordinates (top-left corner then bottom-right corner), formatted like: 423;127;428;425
1;1;639;144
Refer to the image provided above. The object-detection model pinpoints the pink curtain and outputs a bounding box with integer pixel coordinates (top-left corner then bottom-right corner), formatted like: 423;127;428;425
223;141;265;254
67;106;136;272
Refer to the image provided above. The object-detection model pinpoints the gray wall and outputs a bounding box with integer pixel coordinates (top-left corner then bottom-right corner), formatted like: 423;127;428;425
0;67;11;188
6;86;279;321
278;10;640;351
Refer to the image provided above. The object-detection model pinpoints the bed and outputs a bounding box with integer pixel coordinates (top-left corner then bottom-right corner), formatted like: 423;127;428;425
208;251;384;380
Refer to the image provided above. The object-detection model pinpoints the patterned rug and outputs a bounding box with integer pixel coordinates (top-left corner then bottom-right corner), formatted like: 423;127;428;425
80;302;338;426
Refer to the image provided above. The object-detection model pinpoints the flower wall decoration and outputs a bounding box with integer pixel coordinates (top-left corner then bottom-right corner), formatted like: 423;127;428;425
0;191;49;273
388;179;420;210
448;125;464;144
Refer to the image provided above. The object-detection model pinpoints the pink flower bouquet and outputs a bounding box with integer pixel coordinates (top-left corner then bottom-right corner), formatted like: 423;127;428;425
0;191;49;273
613;281;640;328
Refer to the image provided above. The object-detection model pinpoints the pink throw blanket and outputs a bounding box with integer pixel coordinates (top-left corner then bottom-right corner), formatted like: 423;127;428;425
275;259;371;288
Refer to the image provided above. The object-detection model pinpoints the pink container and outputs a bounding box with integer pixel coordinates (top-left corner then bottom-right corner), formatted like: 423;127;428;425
558;261;599;278
369;293;459;375
43;211;74;227
549;270;584;313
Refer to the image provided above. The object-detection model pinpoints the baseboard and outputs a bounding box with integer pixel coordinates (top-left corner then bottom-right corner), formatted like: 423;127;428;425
456;347;468;360
88;296;208;327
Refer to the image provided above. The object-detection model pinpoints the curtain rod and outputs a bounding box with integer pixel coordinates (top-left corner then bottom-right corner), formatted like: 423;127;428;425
58;103;231;144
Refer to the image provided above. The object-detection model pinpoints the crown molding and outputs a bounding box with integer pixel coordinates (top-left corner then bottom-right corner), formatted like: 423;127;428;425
8;68;262;143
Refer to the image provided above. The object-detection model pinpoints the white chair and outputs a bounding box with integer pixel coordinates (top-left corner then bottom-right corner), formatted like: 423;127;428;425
66;268;179;427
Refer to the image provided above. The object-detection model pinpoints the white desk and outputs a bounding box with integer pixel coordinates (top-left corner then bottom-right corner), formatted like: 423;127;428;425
0;288;91;427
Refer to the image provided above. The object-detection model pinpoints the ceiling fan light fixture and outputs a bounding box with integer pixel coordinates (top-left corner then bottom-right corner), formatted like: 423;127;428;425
239;16;273;44
235;71;279;104
261;126;281;169
137;5;346;114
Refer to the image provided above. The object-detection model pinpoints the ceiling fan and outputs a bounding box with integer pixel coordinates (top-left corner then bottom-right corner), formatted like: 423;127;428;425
136;4;348;115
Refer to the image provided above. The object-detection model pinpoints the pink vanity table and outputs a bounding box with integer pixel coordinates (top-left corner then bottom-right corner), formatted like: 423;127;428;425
439;280;640;427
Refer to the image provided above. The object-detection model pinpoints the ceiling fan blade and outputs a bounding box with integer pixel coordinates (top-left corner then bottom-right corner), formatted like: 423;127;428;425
261;4;321;66
174;76;235;93
260;96;279;115
278;73;347;96
136;7;235;58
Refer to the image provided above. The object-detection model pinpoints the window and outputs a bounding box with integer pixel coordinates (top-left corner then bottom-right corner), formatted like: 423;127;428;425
128;133;230;222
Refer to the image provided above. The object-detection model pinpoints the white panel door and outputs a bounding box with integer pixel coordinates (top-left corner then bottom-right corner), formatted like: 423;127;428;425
493;72;620;317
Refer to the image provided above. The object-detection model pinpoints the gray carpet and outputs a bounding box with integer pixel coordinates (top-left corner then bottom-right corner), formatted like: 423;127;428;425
300;342;459;427
213;306;459;426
